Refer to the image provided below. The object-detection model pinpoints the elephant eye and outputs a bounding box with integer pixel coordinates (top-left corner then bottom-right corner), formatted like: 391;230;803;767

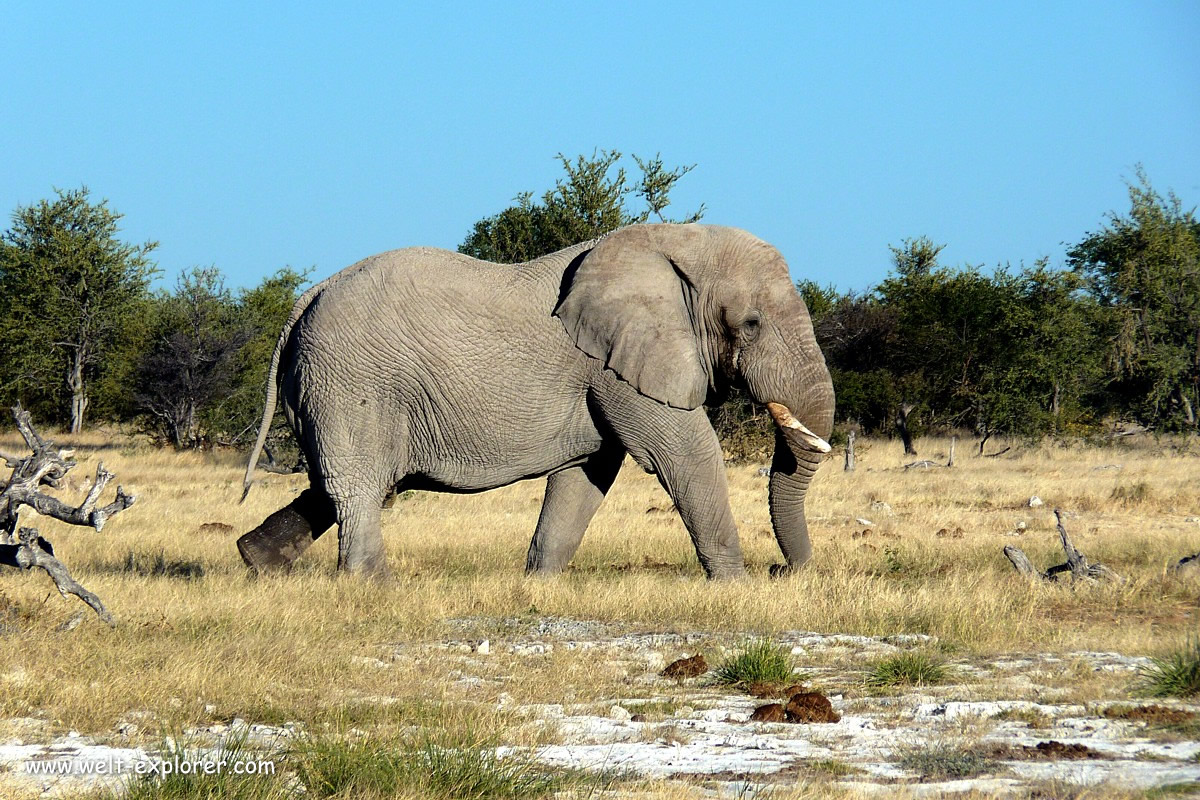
741;314;761;341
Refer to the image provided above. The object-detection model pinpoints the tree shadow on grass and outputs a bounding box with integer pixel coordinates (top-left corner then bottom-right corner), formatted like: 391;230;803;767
105;549;206;580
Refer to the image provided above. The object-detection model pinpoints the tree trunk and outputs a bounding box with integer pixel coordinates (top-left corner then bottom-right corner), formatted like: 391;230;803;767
844;430;856;472
947;436;956;468
1180;387;1196;428
1051;382;1061;418
67;350;87;434
896;403;917;456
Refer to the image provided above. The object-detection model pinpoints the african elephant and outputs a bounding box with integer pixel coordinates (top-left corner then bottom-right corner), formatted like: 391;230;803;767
237;224;834;579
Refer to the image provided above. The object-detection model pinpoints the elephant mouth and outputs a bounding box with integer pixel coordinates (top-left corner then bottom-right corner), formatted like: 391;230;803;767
765;402;831;453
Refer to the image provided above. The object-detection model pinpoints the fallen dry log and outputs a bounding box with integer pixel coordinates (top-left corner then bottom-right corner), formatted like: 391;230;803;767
1003;509;1123;585
0;405;135;625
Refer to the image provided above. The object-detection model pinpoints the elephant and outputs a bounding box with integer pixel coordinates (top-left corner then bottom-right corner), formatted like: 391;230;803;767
236;223;835;580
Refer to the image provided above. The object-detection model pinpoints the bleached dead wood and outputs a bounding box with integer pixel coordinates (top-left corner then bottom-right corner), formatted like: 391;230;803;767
0;405;135;625
1003;509;1123;585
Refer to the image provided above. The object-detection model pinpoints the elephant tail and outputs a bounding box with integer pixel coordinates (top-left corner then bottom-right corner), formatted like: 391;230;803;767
241;280;326;502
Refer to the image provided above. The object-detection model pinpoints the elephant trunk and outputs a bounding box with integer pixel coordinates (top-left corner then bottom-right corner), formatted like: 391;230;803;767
763;394;832;575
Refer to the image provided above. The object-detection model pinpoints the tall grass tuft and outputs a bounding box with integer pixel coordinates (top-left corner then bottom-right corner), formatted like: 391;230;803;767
1140;637;1200;698
866;651;948;687
713;639;802;686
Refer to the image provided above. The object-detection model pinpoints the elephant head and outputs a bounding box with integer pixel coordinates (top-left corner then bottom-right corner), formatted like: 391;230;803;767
555;223;835;573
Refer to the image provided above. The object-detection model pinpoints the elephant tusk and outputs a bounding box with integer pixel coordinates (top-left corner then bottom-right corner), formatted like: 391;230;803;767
765;402;831;453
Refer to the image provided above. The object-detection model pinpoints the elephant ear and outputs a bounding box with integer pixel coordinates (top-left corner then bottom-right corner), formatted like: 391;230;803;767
555;231;708;409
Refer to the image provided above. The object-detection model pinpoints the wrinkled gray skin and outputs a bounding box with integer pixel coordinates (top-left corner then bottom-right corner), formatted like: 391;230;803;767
238;224;834;580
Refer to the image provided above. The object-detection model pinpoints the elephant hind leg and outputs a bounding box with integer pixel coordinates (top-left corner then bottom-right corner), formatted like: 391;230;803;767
238;486;337;573
334;496;389;579
526;444;624;575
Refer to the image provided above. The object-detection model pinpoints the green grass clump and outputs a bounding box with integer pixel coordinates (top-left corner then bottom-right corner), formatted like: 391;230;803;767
866;651;949;687
713;639;800;686
1140;637;1200;698
292;729;572;799
897;740;999;779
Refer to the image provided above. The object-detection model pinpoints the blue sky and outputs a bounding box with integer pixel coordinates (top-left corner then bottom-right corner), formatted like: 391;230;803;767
2;2;1197;292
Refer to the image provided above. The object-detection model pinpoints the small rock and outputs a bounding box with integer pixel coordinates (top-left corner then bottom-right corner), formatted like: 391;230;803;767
749;703;786;722
784;691;840;723
1186;516;1200;524
194;522;235;535
203;704;217;714
1028;496;1044;507
609;705;631;721
475;639;490;655
643;652;667;672
116;722;139;736
757;467;771;477
852;529;872;539
870;501;893;515
855;517;875;527
662;654;708;679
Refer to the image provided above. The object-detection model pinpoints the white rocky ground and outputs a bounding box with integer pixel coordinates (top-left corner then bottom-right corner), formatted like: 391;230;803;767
3;620;1198;797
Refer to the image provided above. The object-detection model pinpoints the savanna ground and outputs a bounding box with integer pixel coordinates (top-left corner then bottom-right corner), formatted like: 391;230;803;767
1;428;1199;799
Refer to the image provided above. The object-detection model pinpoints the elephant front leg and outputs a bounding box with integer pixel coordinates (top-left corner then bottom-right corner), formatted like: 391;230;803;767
526;445;624;575
651;431;745;580
237;487;336;573
594;379;745;579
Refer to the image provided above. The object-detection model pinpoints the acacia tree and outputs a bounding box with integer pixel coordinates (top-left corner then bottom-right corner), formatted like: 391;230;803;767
0;188;157;432
135;266;309;449
1069;168;1200;430
459;149;704;263
136;268;248;448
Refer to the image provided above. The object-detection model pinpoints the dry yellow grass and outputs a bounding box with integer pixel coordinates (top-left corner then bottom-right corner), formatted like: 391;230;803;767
0;428;1197;743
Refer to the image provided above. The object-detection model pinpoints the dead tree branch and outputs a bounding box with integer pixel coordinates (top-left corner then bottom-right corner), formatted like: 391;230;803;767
1003;509;1123;585
4;528;114;625
0;405;135;625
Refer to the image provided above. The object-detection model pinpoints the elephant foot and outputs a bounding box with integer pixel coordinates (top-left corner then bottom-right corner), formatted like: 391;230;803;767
525;563;568;578
237;529;297;573
706;563;748;581
238;488;335;573
769;562;804;578
338;557;392;582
